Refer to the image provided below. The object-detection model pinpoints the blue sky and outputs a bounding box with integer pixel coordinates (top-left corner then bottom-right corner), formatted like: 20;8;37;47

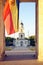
5;2;36;38
19;2;36;36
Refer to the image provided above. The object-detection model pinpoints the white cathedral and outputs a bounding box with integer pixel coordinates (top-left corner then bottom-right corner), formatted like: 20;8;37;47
13;22;30;47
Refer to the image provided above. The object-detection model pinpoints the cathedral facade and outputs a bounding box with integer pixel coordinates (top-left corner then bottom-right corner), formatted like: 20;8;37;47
13;22;30;47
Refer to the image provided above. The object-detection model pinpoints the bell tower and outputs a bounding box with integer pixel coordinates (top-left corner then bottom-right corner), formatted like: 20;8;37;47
19;22;25;39
19;22;24;33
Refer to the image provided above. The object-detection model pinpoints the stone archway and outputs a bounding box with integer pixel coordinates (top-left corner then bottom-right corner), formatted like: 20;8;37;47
0;0;5;60
0;0;38;60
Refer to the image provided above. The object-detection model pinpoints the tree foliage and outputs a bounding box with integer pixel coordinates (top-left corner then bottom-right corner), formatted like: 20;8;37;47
5;37;15;46
29;36;35;46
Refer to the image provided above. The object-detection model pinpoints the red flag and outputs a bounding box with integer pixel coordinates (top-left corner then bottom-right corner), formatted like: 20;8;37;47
3;1;15;34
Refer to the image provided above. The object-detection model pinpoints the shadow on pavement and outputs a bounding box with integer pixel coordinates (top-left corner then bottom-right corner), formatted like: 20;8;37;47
3;54;37;61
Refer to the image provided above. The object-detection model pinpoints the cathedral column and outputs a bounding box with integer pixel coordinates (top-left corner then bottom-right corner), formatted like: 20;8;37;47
0;0;5;60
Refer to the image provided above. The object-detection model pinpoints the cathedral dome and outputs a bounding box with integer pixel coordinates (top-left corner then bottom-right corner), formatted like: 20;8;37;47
21;22;23;26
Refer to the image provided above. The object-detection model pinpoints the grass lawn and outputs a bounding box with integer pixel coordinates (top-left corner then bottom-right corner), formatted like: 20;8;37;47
5;46;14;51
29;46;35;51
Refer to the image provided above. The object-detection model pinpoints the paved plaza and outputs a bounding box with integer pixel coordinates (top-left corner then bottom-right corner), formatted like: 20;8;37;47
4;47;36;61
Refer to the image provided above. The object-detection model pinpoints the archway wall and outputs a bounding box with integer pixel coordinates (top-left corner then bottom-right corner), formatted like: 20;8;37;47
0;0;43;61
38;0;43;61
0;0;5;60
20;0;36;2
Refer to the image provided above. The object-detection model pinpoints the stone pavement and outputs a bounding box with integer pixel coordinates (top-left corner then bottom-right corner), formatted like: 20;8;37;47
0;48;43;65
4;47;36;61
0;60;43;65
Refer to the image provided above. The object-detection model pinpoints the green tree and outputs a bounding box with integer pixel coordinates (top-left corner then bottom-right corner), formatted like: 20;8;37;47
29;36;35;46
5;37;15;46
